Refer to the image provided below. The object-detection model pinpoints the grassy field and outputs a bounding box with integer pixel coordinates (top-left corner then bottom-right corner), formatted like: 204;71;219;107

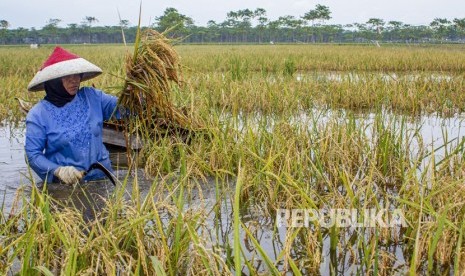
1;44;465;275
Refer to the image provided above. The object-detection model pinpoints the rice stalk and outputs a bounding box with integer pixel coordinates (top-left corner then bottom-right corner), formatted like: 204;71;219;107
233;161;243;275
118;29;203;138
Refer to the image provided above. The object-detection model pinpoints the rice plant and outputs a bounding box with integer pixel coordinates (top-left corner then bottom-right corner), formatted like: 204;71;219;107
1;43;465;274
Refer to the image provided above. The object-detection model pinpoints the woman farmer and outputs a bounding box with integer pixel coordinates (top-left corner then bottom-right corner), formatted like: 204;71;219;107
25;46;119;185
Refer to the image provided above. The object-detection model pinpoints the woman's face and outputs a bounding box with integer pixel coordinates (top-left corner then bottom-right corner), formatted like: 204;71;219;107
61;74;81;95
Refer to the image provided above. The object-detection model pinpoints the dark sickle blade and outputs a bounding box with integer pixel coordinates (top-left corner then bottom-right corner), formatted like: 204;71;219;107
87;162;116;186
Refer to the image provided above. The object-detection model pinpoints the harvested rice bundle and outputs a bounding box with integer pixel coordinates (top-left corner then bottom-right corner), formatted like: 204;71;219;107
118;29;202;139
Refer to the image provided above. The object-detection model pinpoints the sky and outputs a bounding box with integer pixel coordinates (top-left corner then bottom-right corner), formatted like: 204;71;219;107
0;0;463;29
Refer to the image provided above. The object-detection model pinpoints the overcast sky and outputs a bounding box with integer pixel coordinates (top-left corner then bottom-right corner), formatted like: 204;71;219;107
1;0;463;29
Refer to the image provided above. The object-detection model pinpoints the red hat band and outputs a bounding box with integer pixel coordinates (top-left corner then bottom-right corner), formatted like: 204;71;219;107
41;47;80;70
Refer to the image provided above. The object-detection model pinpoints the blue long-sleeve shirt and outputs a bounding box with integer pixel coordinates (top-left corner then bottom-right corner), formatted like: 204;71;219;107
25;87;118;182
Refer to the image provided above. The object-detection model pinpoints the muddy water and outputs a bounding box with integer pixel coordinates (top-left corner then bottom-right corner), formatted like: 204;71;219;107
0;122;148;216
0;123;31;213
3;113;464;209
2;113;465;274
295;71;458;83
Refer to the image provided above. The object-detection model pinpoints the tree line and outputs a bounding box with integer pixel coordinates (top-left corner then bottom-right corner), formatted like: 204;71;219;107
1;5;464;45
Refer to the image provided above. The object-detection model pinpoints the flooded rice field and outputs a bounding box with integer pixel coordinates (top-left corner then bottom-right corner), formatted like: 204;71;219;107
2;110;465;274
294;71;460;83
3;111;464;203
2;43;465;274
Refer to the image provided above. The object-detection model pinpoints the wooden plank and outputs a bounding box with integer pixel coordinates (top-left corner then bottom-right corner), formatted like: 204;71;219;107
102;127;143;150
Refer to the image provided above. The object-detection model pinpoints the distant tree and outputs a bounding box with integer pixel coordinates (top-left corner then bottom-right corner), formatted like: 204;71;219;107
66;23;83;43
119;19;130;28
321;24;343;42
82;16;99;43
366;18;385;41
255;8;268;43
2;8;465;45
387;21;403;29
218;18;237;43
454;18;465;29
237;9;255;41
302;4;331;25
302;9;319;26
84;16;99;26
302;4;332;42
0;19;10;44
0;20;9;29
119;19;130;45
315;4;332;24
206;20;221;42
342;24;356;41
226;11;239;23
453;18;465;40
155;8;194;37
0;20;10;44
226;8;258;42
267;19;282;43
278;15;303;42
254;8;266;21
386;21;404;41
45;18;61;27
430;18;452;41
43;18;61;43
236;8;254;25
397;24;420;42
207;20;217;27
29;27;40;44
13;27;29;44
353;23;371;41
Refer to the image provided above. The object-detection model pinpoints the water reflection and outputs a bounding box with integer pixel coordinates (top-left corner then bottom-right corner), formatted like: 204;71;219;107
2;109;465;274
42;180;115;222
295;71;457;83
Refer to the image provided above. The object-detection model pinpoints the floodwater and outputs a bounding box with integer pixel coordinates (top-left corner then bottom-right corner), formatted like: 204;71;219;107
2;111;465;274
0;123;31;213
295;71;458;83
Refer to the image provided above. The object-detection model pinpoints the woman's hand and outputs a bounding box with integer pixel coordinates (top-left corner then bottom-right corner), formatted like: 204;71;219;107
54;166;85;185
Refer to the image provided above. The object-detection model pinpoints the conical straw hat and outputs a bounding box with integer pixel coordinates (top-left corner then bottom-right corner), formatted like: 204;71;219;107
27;46;102;92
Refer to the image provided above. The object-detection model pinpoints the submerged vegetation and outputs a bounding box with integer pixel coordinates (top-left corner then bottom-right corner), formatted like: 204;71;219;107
1;44;465;274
